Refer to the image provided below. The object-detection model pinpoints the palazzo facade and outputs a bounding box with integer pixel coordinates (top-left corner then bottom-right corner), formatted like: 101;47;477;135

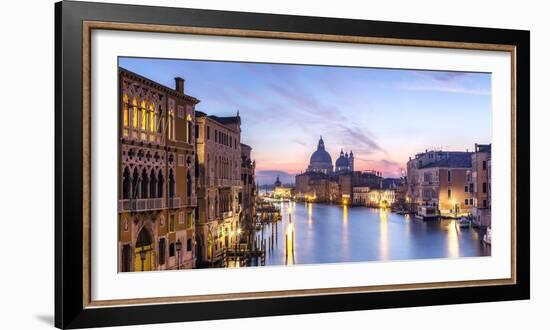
118;68;199;272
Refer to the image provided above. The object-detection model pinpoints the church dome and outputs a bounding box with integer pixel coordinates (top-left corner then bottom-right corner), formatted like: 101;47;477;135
310;149;333;165
335;154;349;167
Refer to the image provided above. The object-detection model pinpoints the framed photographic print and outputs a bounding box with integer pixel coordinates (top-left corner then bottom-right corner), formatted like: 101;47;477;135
55;1;530;328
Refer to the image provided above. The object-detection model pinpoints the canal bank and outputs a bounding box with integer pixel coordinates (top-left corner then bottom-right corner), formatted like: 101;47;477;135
250;201;490;267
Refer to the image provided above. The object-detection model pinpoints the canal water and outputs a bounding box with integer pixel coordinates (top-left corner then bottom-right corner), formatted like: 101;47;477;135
251;201;490;266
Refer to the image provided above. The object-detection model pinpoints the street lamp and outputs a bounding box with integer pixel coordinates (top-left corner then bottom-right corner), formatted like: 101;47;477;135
139;248;146;272
175;239;182;270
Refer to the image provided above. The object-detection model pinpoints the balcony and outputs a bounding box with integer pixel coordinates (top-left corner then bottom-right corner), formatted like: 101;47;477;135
168;197;181;209
183;196;197;207
216;178;242;187
119;198;165;212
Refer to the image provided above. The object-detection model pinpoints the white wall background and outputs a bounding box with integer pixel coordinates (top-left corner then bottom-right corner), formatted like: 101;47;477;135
0;0;546;329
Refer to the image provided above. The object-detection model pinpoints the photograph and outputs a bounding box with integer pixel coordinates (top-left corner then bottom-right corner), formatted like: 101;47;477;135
117;57;492;272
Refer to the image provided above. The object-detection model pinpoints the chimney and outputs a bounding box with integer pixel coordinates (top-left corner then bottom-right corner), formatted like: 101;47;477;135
175;77;185;94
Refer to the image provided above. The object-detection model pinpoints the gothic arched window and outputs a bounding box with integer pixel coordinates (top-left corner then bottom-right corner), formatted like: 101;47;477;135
141;169;148;199
132;168;139;199
150;171;157;198
132;97;138;129
122;94;129;137
157;171;164;198
122;167;131;199
168;170;175;198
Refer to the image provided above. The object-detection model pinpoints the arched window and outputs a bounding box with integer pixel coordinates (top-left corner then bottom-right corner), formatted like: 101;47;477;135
168;170;175;198
150;171;157;198
141;169;148;198
122;167;131;199
132;168;139;199
132;97;138;129
186;171;192;198
149;103;157;141
140;100;147;140
122;94;129;137
168;109;175;140
157;171;164;198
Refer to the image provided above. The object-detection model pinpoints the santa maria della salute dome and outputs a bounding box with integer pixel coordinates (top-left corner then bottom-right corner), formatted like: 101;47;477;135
307;136;354;174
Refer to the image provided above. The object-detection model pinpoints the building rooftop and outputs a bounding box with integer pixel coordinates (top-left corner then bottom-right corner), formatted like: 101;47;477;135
418;152;473;169
196;110;240;126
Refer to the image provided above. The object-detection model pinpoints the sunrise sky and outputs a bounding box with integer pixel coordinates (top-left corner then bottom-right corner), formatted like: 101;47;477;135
119;57;492;183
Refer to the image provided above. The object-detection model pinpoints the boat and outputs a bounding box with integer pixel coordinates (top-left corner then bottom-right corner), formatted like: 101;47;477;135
456;216;471;229
483;227;492;245
415;206;439;220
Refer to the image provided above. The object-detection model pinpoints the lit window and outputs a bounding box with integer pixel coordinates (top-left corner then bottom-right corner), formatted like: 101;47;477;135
186;114;193;144
122;94;129;137
140;100;147;140
141;101;147;130
149;103;156;134
132;98;138;129
168;110;175;141
122;94;129;127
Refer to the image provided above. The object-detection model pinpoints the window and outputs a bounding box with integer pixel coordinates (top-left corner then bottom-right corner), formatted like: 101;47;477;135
465;199;468;205
470;198;473;205
122;94;129;136
483;199;487;208
187;212;194;228
187;238;192;251
158;238;166;265
140;100;147;140
169;214;175;233
215;130;218;142
207;126;210;139
149;103;156;136
178;211;184;224
167;109;175;140
447;170;451;182
470;183;474;193
186;114;193;144
141;170;148;198
195;124;199;139
482;182;487;193
122;167;130;199
132;98;138;129
447;189;451;199
464;185;468;192
169;242;175;257
482;160;487;170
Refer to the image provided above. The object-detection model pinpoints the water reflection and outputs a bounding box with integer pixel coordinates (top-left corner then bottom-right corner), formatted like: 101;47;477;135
446;221;460;258
379;208;389;261
254;202;490;267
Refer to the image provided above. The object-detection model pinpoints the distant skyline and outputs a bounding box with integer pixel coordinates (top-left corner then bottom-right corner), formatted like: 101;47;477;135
119;57;492;180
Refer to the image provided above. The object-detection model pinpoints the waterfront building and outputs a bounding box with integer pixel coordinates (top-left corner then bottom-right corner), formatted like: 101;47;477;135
406;150;473;217
295;171;339;202
195;111;243;267
352;186;370;205
471;144;491;227
118;68;199;272
339;170;383;199
240;143;257;239
366;189;396;207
